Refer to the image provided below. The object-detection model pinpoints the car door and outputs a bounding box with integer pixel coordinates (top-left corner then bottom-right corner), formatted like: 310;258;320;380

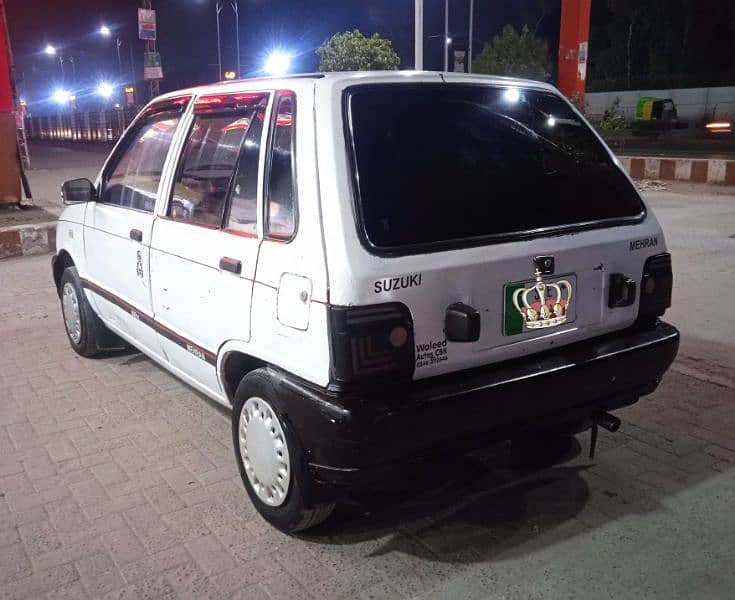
83;99;189;357
150;91;270;397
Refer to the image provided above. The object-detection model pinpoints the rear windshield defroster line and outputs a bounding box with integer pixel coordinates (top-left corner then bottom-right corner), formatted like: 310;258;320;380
344;83;645;256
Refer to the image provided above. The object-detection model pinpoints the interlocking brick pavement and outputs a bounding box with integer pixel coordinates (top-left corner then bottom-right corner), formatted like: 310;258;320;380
1;252;734;599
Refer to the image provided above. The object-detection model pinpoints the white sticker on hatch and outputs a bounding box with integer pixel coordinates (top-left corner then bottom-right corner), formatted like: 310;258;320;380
415;337;448;369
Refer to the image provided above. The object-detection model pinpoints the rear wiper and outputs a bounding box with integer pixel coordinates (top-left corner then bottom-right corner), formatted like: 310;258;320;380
492;113;569;156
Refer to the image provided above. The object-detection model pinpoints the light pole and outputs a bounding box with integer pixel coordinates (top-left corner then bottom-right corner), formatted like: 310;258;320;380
443;0;449;72
116;37;123;77
100;26;124;78
231;1;240;78
44;44;64;80
468;0;474;73
216;0;223;79
62;56;76;82
415;0;423;70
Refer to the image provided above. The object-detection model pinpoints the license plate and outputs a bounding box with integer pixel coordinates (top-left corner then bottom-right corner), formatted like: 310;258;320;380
503;273;576;336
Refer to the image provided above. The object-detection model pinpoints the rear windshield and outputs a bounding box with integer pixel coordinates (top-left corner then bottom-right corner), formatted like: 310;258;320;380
345;84;644;253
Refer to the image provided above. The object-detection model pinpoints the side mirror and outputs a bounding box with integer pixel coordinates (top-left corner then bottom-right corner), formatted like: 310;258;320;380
61;178;97;204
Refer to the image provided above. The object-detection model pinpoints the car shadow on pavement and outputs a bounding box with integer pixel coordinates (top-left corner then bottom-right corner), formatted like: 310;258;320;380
303;436;610;562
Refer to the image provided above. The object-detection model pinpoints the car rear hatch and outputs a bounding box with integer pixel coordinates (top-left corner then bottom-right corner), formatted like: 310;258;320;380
332;79;665;381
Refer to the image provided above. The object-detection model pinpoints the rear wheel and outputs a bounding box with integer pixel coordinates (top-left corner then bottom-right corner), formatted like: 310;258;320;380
232;369;335;533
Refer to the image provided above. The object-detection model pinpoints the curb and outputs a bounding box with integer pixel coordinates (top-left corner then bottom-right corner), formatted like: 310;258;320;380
0;221;57;260
619;156;735;185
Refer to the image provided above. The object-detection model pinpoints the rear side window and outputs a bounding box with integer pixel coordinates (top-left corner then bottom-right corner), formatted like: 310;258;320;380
346;84;645;253
170;113;253;227
265;92;296;239
101;111;181;212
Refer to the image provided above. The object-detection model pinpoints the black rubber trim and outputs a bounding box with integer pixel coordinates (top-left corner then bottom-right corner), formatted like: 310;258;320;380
268;321;680;484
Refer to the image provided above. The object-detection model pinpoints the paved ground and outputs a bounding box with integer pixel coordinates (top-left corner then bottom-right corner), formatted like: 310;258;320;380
23;143;108;215
1;168;735;597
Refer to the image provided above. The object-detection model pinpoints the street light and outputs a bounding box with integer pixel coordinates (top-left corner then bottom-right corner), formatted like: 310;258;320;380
216;1;224;81
52;88;71;105
264;51;291;76
97;82;114;99
444;0;449;71
98;26;123;77
214;1;241;80
44;45;66;80
231;1;240;78
415;0;423;70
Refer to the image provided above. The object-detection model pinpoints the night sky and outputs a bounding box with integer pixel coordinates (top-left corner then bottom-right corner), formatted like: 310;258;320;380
7;0;532;109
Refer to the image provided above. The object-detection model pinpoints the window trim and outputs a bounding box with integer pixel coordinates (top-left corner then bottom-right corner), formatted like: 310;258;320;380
342;83;647;258
263;89;298;243
165;92;271;232
98;96;190;213
221;100;269;239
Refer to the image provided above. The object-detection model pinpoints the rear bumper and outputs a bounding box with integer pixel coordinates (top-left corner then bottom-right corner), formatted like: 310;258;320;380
272;321;679;489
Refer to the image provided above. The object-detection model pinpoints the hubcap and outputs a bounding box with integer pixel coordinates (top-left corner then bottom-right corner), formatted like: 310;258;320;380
62;282;82;344
238;397;291;507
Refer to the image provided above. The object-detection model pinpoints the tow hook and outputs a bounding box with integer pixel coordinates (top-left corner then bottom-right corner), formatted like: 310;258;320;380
589;412;622;459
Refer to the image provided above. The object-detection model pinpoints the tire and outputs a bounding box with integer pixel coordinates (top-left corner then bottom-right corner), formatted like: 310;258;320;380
232;369;335;533
59;267;106;357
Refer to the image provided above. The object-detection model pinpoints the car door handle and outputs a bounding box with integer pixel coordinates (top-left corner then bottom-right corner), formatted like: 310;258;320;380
219;256;242;275
129;229;143;242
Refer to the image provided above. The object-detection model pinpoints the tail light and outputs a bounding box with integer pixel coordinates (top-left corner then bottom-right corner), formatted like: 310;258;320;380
328;303;414;384
638;253;672;322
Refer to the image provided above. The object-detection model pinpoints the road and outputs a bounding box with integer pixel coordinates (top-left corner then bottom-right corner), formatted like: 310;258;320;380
0;148;733;599
23;142;108;215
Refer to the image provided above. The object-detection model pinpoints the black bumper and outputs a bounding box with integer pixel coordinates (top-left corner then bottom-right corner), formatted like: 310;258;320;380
272;321;679;489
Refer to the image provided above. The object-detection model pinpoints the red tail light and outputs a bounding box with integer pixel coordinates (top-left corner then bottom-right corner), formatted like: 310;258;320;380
638;253;673;324
328;303;414;384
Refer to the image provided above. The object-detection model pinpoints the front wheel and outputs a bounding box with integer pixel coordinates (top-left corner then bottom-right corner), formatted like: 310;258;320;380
60;267;103;357
232;369;335;533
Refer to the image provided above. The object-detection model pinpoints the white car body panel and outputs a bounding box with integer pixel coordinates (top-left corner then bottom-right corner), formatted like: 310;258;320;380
316;72;666;380
54;71;666;404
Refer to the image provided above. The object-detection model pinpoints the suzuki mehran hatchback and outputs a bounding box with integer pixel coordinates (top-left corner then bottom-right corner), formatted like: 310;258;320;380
53;72;679;532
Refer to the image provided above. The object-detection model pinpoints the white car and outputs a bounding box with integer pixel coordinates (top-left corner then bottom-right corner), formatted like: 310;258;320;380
53;71;679;532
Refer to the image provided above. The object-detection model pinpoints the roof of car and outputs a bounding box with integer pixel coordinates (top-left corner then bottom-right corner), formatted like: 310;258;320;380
152;71;558;105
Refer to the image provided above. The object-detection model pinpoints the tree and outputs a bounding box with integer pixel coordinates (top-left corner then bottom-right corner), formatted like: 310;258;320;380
316;30;400;72
588;0;735;90
472;25;551;81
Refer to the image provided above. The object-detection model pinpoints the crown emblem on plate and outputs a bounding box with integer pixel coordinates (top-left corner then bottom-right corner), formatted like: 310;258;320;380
512;268;573;329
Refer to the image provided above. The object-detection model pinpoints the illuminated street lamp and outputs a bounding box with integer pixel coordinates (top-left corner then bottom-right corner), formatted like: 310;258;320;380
215;1;241;80
264;51;291;76
97;82;114;99
216;1;224;82
52;88;71;105
98;25;123;77
44;45;68;80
